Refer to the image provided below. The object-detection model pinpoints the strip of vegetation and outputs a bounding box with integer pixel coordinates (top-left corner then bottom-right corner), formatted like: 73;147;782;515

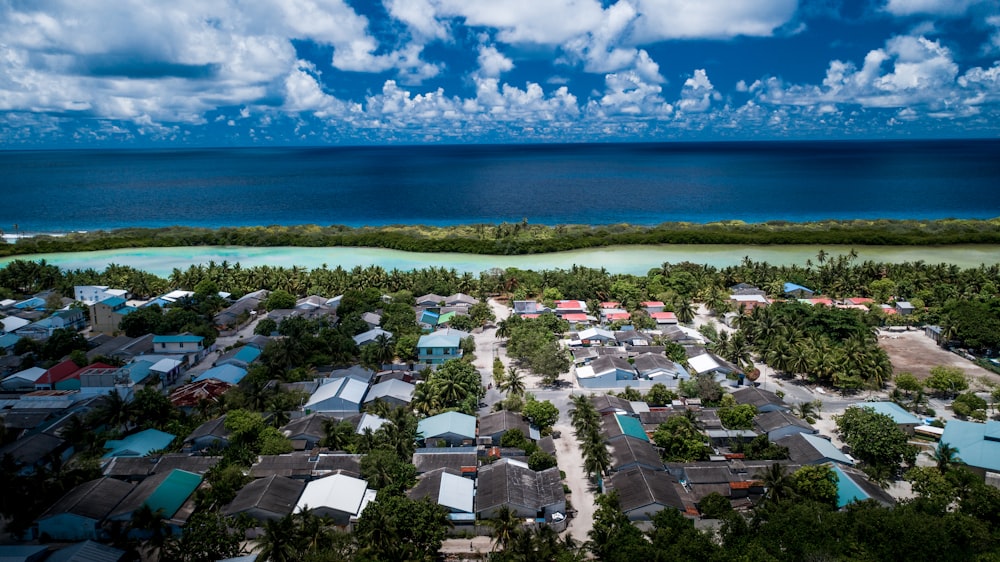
4;217;1000;257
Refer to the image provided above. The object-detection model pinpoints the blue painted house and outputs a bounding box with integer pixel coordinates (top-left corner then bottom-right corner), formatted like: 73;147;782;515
941;419;1000;478
417;329;468;365
36;478;134;541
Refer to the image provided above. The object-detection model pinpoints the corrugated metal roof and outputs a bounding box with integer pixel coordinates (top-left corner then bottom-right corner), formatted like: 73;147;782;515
418;411;476;440
615;414;649;442
145;469;202;517
296;473;370;515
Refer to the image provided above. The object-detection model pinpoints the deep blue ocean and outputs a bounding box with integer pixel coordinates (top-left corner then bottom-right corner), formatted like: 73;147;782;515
2;140;999;233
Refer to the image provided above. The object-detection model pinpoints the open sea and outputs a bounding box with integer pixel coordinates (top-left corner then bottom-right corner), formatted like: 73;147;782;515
2;140;1000;234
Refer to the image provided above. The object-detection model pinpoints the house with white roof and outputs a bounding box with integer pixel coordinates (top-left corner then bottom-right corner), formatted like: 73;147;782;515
2;367;48;391
1;316;31;333
363;379;415;408
687;352;736;379
74;286;128;305
296;473;376;526
304;377;369;416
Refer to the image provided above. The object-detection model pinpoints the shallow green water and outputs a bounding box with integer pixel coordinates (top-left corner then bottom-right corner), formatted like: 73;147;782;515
3;244;999;276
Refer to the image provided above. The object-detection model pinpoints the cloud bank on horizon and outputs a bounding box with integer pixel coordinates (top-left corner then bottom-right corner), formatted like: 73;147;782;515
2;0;1000;146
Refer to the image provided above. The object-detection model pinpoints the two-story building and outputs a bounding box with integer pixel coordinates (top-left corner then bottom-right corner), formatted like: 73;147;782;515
90;297;137;334
417;329;468;365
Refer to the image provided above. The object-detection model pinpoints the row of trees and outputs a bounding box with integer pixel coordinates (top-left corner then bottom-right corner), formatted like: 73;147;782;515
6;219;1000;260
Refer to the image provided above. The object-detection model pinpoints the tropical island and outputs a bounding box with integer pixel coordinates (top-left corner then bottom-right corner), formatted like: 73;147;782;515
4;217;1000;258
1;250;1000;560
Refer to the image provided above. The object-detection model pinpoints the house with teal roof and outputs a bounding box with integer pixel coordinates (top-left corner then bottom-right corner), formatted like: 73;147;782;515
108;469;203;531
829;463;895;508
855;402;923;433
216;345;262;369
601;413;650;443
417;329;469;365
103;428;176;458
418;411;477;446
783;282;815;298
941;419;1000;478
193;364;248;385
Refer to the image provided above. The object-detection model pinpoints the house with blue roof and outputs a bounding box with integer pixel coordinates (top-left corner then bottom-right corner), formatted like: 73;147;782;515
855;402;923;433
193;364;248;385
0;332;21;353
417;329;469;365
304;377;369;416
783;282;815;298
13;296;46;310
103;428;176;458
418;411;477;446
216;345;262;369
90;296;137;334
352;327;392;347
829;463;895;508
941;419;1000;479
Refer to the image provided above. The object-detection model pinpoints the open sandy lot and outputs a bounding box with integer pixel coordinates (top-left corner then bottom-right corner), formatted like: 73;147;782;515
878;330;1000;389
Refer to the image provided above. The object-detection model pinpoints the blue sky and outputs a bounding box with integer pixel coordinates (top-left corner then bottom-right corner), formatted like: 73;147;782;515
2;0;1000;146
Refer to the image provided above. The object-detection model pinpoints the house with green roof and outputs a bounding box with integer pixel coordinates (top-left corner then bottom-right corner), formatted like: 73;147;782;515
103;428;176;458
941;419;1000;479
418;411;477;446
601;413;650;443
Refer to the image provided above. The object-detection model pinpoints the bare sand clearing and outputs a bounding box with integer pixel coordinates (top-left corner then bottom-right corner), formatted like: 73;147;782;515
878;330;1000;389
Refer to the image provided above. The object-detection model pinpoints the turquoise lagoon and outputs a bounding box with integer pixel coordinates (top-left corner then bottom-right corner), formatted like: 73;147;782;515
3;244;999;277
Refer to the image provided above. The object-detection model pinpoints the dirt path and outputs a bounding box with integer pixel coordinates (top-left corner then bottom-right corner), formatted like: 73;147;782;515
554;421;595;544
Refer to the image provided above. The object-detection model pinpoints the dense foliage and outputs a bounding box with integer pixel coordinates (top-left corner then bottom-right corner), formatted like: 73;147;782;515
4;219;1000;259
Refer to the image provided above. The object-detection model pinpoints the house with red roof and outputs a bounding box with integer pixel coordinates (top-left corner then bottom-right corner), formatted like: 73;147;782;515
35;359;86;391
605;312;631;323
554;300;587;316
640;301;665;313
649;311;677;325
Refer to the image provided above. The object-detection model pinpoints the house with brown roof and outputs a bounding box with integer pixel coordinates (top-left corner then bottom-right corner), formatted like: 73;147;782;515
475;458;565;522
223;474;305;523
36;478;134;541
605;466;686;521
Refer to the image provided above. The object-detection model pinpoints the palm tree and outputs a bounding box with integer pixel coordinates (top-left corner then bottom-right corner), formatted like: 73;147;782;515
410;382;438;416
501;367;526;396
129;505;171;562
90;390;134;433
756;462;794;506
258;514;300;562
487;505;521;551
373;333;395;367
929;442;962;474
674;297;696;325
791;401;821;424
322;418;355;450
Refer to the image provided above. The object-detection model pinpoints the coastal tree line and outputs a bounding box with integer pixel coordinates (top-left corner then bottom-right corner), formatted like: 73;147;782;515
3;218;1000;258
